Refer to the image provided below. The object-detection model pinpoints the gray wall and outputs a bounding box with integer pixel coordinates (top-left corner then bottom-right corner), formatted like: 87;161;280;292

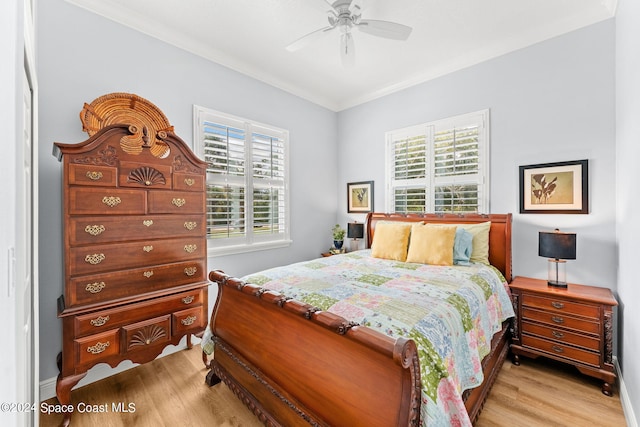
37;0;338;383
336;20;617;291
616;0;640;419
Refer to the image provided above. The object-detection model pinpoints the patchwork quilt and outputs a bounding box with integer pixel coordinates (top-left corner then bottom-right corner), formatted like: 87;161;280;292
243;249;514;427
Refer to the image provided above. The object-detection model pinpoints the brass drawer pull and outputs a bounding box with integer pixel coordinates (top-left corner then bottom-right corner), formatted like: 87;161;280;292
184;244;197;253
181;315;197;326
172;198;186;208
86;171;103;181
143;245;154;252
143;270;154;278
551;301;565;309
181;296;194;304
184;266;197;277
143;220;154;227
102;196;122;207
552;345;564;354
90;315;110;327
184;221;197;231
552;316;564;324
85;253;105;265
85;225;105;236
87;341;110;355
184;178;195;186
85;281;106;294
552;330;565;339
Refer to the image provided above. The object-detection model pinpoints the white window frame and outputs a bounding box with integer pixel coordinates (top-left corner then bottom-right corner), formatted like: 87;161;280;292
385;109;490;214
194;105;291;256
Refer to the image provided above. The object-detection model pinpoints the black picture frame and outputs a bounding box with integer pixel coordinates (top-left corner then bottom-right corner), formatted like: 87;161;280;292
347;181;374;213
519;159;589;214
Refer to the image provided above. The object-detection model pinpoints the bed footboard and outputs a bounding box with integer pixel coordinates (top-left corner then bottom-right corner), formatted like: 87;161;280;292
207;270;421;427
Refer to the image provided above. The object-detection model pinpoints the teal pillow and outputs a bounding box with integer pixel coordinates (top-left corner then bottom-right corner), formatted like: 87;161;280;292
453;227;473;265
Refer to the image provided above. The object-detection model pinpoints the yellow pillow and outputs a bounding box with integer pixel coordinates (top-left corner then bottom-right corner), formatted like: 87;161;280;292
406;223;457;265
371;222;412;261
457;221;491;265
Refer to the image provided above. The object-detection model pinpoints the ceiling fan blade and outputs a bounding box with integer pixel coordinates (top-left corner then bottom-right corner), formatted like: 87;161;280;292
286;25;335;52
356;19;412;40
349;0;363;16
340;32;355;67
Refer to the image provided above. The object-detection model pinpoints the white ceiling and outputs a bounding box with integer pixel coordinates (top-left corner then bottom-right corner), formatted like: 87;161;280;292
65;0;617;111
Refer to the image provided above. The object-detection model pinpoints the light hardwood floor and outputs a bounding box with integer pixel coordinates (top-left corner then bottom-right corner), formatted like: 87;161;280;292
40;344;627;427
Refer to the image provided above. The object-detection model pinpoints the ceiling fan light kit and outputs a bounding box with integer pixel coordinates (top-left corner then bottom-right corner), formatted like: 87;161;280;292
286;0;412;66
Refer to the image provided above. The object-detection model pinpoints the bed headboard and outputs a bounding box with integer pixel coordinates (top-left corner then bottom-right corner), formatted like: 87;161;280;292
365;212;513;283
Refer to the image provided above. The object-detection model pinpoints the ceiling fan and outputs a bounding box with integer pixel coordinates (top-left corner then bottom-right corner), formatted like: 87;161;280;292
286;0;412;67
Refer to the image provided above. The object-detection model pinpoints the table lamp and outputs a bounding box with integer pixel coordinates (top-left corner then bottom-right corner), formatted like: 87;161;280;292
347;222;364;252
539;229;576;288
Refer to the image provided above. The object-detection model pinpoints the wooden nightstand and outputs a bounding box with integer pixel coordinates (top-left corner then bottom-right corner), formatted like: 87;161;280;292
509;276;617;396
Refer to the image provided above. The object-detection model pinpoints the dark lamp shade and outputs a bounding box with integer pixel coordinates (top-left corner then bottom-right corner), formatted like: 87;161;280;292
539;231;576;260
347;222;364;239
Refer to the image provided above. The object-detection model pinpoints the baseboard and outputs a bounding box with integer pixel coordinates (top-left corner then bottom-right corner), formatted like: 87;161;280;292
40;336;200;401
616;356;638;427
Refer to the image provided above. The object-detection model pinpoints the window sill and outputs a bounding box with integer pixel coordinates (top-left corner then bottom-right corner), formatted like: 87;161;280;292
206;239;293;257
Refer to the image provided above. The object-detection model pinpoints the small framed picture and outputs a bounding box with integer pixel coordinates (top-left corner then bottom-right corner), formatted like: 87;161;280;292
347;181;374;213
519;159;588;214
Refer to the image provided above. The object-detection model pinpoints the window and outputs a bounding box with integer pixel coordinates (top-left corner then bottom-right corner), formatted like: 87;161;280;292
194;106;290;255
386;110;489;213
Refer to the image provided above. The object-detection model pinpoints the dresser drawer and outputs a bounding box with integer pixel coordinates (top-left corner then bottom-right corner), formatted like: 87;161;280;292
148;191;206;214
75;329;120;368
69;187;146;215
69;215;206;245
68;260;207;307
69;237;206;275
74;288;206;337
123;315;172;352
172;306;207;336
173;173;205;192
521;293;600;319
118;161;172;190
68;164;118;187
521;307;600;335
521;321;600;351
522;334;600;367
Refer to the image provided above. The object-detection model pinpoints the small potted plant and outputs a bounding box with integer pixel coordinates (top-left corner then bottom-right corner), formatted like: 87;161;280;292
332;224;346;250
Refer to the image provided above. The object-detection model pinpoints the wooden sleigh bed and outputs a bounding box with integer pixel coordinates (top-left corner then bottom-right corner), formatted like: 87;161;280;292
206;212;513;426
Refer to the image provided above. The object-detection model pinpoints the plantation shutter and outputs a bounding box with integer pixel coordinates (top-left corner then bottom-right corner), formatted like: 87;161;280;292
387;110;489;213
433;118;482;213
251;126;287;238
202;118;247;239
195;105;290;254
389;126;429;213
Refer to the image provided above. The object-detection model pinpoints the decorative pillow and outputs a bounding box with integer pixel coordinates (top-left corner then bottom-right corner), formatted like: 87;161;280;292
457;221;491;265
371;222;412;261
453;227;473;265
406;223;457;266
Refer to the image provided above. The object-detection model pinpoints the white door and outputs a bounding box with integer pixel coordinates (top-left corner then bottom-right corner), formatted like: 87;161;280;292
15;66;37;427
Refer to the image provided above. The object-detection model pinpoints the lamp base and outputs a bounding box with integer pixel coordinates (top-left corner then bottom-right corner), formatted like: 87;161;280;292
547;280;568;288
547;259;567;288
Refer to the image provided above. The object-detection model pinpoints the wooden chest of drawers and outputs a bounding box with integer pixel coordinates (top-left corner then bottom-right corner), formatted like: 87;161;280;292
509;276;617;396
53;94;209;426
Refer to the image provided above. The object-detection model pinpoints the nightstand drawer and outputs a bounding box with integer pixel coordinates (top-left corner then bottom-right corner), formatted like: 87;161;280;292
522;307;600;335
521;293;600;319
522;335;600;367
521;321;600;351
